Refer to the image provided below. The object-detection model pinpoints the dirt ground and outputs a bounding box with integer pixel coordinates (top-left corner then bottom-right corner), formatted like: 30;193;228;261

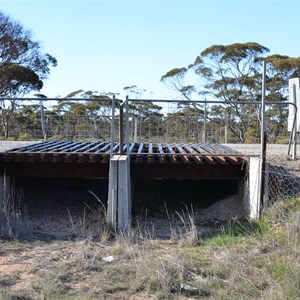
8;178;243;241
3;154;300;242
1;155;299;299
10;153;300;241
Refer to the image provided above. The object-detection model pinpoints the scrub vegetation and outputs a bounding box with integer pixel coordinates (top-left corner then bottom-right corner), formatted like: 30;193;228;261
0;197;299;299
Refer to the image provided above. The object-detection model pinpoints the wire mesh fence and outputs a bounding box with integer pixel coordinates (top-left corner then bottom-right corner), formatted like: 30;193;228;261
0;97;117;142
125;99;294;156
265;155;300;203
0;97;296;159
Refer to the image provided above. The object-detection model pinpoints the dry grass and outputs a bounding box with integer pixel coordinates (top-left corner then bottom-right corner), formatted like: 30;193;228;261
0;197;299;299
0;184;32;240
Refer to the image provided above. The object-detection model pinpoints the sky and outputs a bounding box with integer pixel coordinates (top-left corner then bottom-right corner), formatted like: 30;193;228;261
0;0;299;100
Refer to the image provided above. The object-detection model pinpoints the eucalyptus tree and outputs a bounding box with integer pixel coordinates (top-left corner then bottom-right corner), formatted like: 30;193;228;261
123;85;163;142
0;10;57;139
263;55;300;141
51;90;116;140
161;42;300;142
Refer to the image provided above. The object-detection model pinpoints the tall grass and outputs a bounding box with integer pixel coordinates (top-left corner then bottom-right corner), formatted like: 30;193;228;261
0;197;299;299
0;182;31;239
66;190;112;242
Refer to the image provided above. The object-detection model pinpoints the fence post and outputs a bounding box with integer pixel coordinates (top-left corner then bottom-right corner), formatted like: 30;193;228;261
134;118;138;142
203;98;207;143
292;84;297;160
260;61;267;213
119;103;124;155
110;96;116;158
125;95;130;158
40;100;47;141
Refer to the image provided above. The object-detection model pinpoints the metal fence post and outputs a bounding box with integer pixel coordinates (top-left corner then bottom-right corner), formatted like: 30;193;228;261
119;103;124;155
203;98;207;143
292;84;297;160
40;99;47;141
125;95;130;158
110;95;115;158
260;61;267;212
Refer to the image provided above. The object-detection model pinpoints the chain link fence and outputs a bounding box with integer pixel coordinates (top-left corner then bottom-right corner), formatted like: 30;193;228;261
264;155;300;203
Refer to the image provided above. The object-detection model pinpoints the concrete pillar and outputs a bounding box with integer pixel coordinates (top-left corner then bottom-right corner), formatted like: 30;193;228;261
107;155;120;230
243;157;262;219
118;155;131;231
107;155;131;232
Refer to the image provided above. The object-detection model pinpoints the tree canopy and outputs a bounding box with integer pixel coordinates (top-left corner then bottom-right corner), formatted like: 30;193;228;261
0;11;57;97
0;10;57;138
161;42;300;142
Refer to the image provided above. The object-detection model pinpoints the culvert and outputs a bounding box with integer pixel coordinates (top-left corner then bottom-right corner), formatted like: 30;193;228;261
0;141;247;238
13;177;108;240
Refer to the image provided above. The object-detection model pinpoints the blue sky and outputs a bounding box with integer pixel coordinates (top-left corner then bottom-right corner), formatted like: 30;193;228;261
0;0;299;99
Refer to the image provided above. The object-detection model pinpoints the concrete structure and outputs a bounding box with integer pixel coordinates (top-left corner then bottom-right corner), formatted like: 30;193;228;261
0;141;268;231
107;155;131;232
242;157;270;219
242;157;261;219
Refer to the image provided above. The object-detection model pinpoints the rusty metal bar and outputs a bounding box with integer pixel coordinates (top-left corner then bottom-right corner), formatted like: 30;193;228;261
147;143;154;163
166;143;177;163
182;144;203;164
174;144;191;164
157;143;166;163
136;143;144;163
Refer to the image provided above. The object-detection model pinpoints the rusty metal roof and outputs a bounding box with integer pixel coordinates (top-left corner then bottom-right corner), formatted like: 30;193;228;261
0;141;243;165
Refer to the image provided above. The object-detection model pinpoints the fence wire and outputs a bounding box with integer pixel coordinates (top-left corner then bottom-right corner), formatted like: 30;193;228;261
0;98;118;143
125;99;294;156
265;155;300;203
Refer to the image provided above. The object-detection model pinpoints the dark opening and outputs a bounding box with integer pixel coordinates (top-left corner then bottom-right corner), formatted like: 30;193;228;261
15;177;108;240
132;179;240;214
13;177;243;240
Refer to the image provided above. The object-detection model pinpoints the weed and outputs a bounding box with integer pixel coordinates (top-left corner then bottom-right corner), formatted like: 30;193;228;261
0;272;20;287
0;197;299;299
165;203;201;246
0;180;32;240
66;190;112;242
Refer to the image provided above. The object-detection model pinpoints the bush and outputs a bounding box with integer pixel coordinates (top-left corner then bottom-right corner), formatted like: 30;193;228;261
18;133;31;141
